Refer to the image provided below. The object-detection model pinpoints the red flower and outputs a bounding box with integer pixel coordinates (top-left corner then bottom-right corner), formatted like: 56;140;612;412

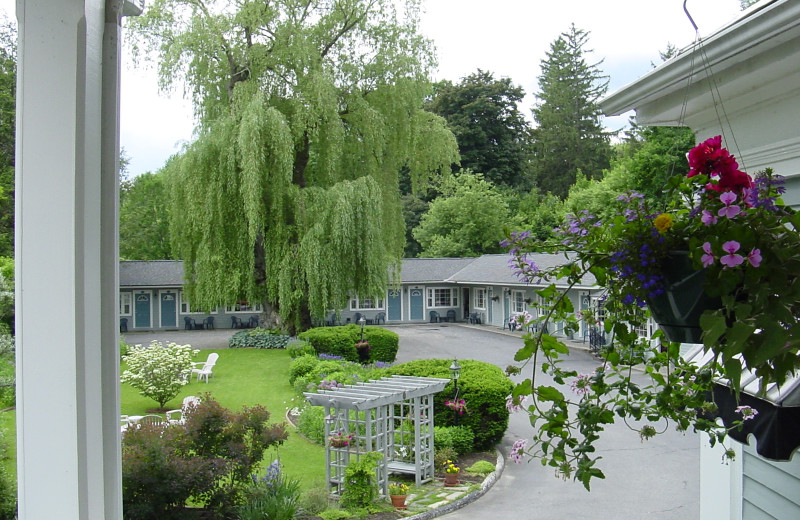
688;135;753;193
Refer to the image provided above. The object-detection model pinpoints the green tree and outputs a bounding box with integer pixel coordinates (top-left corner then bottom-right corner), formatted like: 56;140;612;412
506;189;564;242
0;17;16;257
428;69;531;187
129;0;459;333
531;24;612;199
401;193;428;257
412;171;509;257
119;171;173;260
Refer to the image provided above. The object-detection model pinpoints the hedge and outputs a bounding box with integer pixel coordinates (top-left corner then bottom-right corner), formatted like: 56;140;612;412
297;325;398;363
386;359;512;450
228;328;290;349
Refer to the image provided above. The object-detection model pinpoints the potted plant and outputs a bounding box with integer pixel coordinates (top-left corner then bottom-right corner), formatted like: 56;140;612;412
444;398;468;415
502;136;800;489
388;482;409;509
328;431;353;448
441;460;460;487
355;340;370;363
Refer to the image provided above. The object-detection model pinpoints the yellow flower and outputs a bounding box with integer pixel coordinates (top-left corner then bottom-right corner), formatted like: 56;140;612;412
654;213;674;234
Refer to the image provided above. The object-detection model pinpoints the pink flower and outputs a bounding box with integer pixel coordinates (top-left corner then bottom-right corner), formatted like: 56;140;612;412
747;248;762;268
720;241;744;268
717;191;741;218
701;242;715;267
510;439;527;464
701;210;718;226
735;405;758;421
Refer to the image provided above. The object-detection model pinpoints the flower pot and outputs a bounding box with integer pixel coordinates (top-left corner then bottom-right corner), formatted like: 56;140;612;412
356;347;370;363
390;494;407;509
443;472;460;487
329;438;349;448
645;251;722;343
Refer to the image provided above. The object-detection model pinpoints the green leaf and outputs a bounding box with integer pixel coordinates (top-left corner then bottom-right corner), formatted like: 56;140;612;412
535;386;565;403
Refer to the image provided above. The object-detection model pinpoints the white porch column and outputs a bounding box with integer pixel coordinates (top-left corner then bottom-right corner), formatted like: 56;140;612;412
16;0;123;518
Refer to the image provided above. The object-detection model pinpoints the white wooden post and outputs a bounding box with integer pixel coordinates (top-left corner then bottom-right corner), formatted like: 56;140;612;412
16;0;124;517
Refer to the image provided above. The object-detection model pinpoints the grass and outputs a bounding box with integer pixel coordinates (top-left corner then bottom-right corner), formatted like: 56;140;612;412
121;348;325;489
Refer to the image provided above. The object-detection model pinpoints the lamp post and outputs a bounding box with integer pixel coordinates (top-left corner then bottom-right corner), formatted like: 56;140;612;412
358;315;366;342
449;359;461;425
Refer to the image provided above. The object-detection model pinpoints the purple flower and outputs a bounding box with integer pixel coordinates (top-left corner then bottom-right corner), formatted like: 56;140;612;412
747;248;762;268
701;242;715;267
701;209;718;226
735;405;758;421
717;191;741;218
570;373;593;396
510;439;527;463
720;241;744;268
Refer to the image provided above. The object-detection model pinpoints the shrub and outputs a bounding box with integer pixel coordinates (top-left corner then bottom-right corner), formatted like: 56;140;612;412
300;480;333;516
229;327;291;349
288;354;320;385
319;510;351;520
238;460;301;520
119;339;130;360
298;325;399;363
287;339;316;358
340;452;383;509
387;359;512;450
433;447;457;470
120;341;198;408
0;338;14;409
465;460;495;476
434;425;474;455
0;463;15;520
296;405;325;444
122;424;224;520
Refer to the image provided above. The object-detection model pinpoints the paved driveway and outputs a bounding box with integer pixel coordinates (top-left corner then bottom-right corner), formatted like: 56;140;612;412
387;324;699;520
125;323;699;519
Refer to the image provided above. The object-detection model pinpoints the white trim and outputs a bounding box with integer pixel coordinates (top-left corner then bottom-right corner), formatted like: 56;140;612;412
349;296;385;311
119;292;132;316
473;287;487;310
133;290;152;328
511;290;525;314
426;287;458;308
159;291;179;328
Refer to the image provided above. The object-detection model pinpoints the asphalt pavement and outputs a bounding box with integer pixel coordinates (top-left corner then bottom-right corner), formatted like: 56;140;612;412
123;323;700;520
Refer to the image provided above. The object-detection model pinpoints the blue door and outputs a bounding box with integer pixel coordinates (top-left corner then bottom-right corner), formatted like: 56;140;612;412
160;292;177;328
388;289;402;321
487;290;493;324
410;288;423;320
503;295;510;324
134;292;151;328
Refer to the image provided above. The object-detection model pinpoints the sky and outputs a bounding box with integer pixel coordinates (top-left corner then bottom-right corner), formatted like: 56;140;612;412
1;0;746;177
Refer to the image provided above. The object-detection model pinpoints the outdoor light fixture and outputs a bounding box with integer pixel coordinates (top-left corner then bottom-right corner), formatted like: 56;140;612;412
358;314;366;342
449;359;461;381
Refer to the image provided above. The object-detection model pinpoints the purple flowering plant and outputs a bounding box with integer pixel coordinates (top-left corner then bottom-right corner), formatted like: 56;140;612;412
502;137;800;490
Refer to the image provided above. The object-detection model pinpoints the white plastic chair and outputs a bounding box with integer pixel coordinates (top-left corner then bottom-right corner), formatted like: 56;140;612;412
191;352;219;383
166;395;201;425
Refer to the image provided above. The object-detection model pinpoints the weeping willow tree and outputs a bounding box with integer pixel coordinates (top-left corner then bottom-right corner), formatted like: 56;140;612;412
128;0;459;333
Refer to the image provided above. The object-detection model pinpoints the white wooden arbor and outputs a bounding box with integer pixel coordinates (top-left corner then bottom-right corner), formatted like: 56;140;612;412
305;375;449;495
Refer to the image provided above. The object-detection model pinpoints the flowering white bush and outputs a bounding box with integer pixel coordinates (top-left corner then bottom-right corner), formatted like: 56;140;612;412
121;341;198;408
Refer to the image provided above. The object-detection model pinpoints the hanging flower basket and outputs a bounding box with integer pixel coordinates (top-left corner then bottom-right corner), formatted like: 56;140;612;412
328;432;353;448
644;251;722;343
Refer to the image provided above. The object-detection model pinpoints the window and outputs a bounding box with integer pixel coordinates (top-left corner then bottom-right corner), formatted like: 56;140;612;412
426;287;458;308
225;301;263;313
119;292;131;316
512;290;526;313
180;293;196;314
474;288;487;310
349;297;385;310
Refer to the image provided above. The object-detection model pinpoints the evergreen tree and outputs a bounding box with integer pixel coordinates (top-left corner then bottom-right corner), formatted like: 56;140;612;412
128;0;458;333
428;69;531;187
531;24;611;199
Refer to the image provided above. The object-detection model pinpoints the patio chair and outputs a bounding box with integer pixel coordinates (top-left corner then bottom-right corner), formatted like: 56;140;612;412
166;395;201;425
469;312;482;325
137;415;165;427
203;316;215;330
192;352;219;383
248;315;259;328
230;316;243;328
374;312;386;325
184;316;196;330
429;311;441;323
119;318;128;333
326;312;340;326
445;310;457;323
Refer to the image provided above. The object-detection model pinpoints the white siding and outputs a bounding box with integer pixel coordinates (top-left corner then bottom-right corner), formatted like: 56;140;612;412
743;444;800;520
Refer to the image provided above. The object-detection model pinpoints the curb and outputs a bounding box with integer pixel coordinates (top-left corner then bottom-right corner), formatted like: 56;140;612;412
402;448;505;520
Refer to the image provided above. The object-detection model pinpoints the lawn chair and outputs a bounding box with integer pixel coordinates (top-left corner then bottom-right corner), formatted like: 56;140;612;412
429;311;441;323
445;310;457;322
469;312;482;325
119;318;128;333
248;315;259;328
184;316;196;330
166;396;201;425
374;312;386;325
231;316;243;328
192;352;219;383
203;316;215;329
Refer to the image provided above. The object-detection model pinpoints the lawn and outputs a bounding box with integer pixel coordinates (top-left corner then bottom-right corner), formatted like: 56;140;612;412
121;348;326;488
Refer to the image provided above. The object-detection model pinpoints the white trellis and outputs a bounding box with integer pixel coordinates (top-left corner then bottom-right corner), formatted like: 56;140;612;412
304;375;450;495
